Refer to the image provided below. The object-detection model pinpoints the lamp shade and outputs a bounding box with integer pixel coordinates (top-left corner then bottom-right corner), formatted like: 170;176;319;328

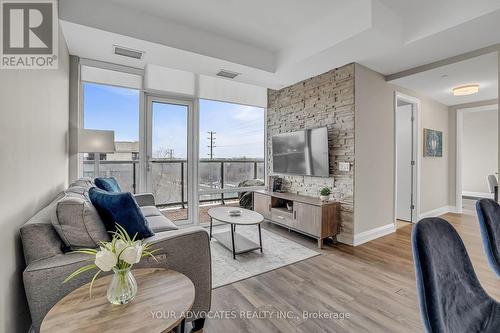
78;129;115;153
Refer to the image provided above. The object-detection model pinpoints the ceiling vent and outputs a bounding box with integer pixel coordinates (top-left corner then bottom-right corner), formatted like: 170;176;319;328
216;69;240;79
113;45;144;60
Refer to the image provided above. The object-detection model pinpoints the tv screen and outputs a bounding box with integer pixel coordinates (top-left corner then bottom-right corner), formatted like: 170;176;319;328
272;127;329;177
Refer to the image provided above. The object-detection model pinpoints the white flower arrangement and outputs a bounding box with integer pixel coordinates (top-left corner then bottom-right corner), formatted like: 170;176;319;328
64;224;160;296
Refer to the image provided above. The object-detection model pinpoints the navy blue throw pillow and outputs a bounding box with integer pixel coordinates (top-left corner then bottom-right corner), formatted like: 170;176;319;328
94;177;122;193
89;187;154;239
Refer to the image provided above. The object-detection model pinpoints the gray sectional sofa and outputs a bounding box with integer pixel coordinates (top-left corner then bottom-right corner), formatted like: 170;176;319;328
20;178;211;332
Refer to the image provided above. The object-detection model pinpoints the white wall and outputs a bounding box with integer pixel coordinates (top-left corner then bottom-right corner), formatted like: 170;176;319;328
0;30;70;332
354;64;451;235
419;96;451;213
354;64;396;234
448;99;499;209
462;109;498;195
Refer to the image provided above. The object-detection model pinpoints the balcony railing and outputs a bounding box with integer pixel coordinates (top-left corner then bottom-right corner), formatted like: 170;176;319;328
83;159;265;207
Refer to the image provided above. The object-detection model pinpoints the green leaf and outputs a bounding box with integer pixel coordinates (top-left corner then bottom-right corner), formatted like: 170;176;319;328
115;223;132;243
142;250;161;262
144;248;161;256
63;264;97;283
143;242;160;251
88;270;102;298
73;249;98;255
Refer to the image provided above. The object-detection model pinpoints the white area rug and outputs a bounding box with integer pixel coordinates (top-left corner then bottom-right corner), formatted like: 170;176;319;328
211;225;320;288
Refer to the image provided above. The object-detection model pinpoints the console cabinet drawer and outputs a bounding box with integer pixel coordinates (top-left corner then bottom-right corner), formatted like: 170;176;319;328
271;208;294;228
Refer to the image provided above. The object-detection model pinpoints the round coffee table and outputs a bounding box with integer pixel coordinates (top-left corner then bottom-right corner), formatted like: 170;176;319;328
40;268;195;333
208;207;264;259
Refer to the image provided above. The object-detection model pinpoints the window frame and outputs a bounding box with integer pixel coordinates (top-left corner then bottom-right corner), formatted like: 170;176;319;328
77;63;268;226
79;80;141;193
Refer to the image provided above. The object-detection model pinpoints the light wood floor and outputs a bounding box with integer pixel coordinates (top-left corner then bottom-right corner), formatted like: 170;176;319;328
203;213;499;333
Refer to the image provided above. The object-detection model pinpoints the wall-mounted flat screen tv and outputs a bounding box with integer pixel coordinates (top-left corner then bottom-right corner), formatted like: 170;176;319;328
272;127;329;177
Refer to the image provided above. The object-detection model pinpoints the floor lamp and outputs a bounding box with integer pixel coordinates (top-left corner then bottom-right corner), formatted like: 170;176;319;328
78;129;115;177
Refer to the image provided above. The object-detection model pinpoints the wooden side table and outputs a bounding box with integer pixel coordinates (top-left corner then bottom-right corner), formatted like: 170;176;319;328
41;268;195;333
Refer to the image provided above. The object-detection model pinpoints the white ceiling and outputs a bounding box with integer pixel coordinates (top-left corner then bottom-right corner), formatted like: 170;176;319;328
378;0;500;43
389;52;498;106
59;0;500;90
108;0;345;53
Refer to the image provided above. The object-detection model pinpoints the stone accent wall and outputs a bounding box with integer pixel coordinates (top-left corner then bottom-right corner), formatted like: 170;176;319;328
267;64;355;240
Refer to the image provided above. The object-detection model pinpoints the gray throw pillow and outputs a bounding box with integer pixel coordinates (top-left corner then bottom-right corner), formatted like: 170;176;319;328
65;185;91;197
68;177;95;189
51;194;110;249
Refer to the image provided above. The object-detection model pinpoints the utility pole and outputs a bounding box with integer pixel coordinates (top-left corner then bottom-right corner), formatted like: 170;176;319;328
207;131;216;159
167;149;174;159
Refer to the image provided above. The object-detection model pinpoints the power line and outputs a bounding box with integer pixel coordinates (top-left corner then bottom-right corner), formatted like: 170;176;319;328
217;141;264;147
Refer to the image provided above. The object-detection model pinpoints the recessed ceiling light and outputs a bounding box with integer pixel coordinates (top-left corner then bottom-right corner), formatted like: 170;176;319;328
453;84;479;96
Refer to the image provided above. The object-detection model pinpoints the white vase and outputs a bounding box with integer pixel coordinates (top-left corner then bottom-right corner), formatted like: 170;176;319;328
319;195;330;202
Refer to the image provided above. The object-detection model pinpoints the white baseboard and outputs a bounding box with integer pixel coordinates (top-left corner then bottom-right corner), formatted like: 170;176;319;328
419;206;457;219
350;223;396;246
462;191;494;199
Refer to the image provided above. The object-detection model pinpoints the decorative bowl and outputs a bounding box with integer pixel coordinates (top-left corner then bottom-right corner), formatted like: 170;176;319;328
228;209;242;216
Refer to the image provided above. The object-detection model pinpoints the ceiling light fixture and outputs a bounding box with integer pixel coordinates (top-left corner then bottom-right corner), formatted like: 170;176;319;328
452;84;479;96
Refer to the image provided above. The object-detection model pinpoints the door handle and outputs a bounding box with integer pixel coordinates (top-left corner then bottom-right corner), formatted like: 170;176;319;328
294;211;296;219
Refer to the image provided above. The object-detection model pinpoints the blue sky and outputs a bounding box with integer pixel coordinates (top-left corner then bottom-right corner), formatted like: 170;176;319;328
83;83;140;142
83;83;264;159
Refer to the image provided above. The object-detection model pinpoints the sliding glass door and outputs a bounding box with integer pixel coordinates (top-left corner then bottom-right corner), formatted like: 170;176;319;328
198;99;266;224
146;97;195;225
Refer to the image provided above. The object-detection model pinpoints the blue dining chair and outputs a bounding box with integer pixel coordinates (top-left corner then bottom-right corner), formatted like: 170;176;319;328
412;217;500;333
476;198;500;277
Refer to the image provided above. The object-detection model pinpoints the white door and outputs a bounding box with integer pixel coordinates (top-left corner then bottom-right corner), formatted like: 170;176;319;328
396;104;414;222
146;96;196;225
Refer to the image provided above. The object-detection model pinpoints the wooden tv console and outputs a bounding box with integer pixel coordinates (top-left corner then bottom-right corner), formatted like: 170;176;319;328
253;190;340;248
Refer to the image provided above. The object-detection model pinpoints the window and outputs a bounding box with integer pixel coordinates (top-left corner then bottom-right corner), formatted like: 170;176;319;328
81;82;140;192
198;99;265;223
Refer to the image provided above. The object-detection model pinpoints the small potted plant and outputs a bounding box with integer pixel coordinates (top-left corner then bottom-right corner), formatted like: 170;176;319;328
319;187;331;202
64;224;160;305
